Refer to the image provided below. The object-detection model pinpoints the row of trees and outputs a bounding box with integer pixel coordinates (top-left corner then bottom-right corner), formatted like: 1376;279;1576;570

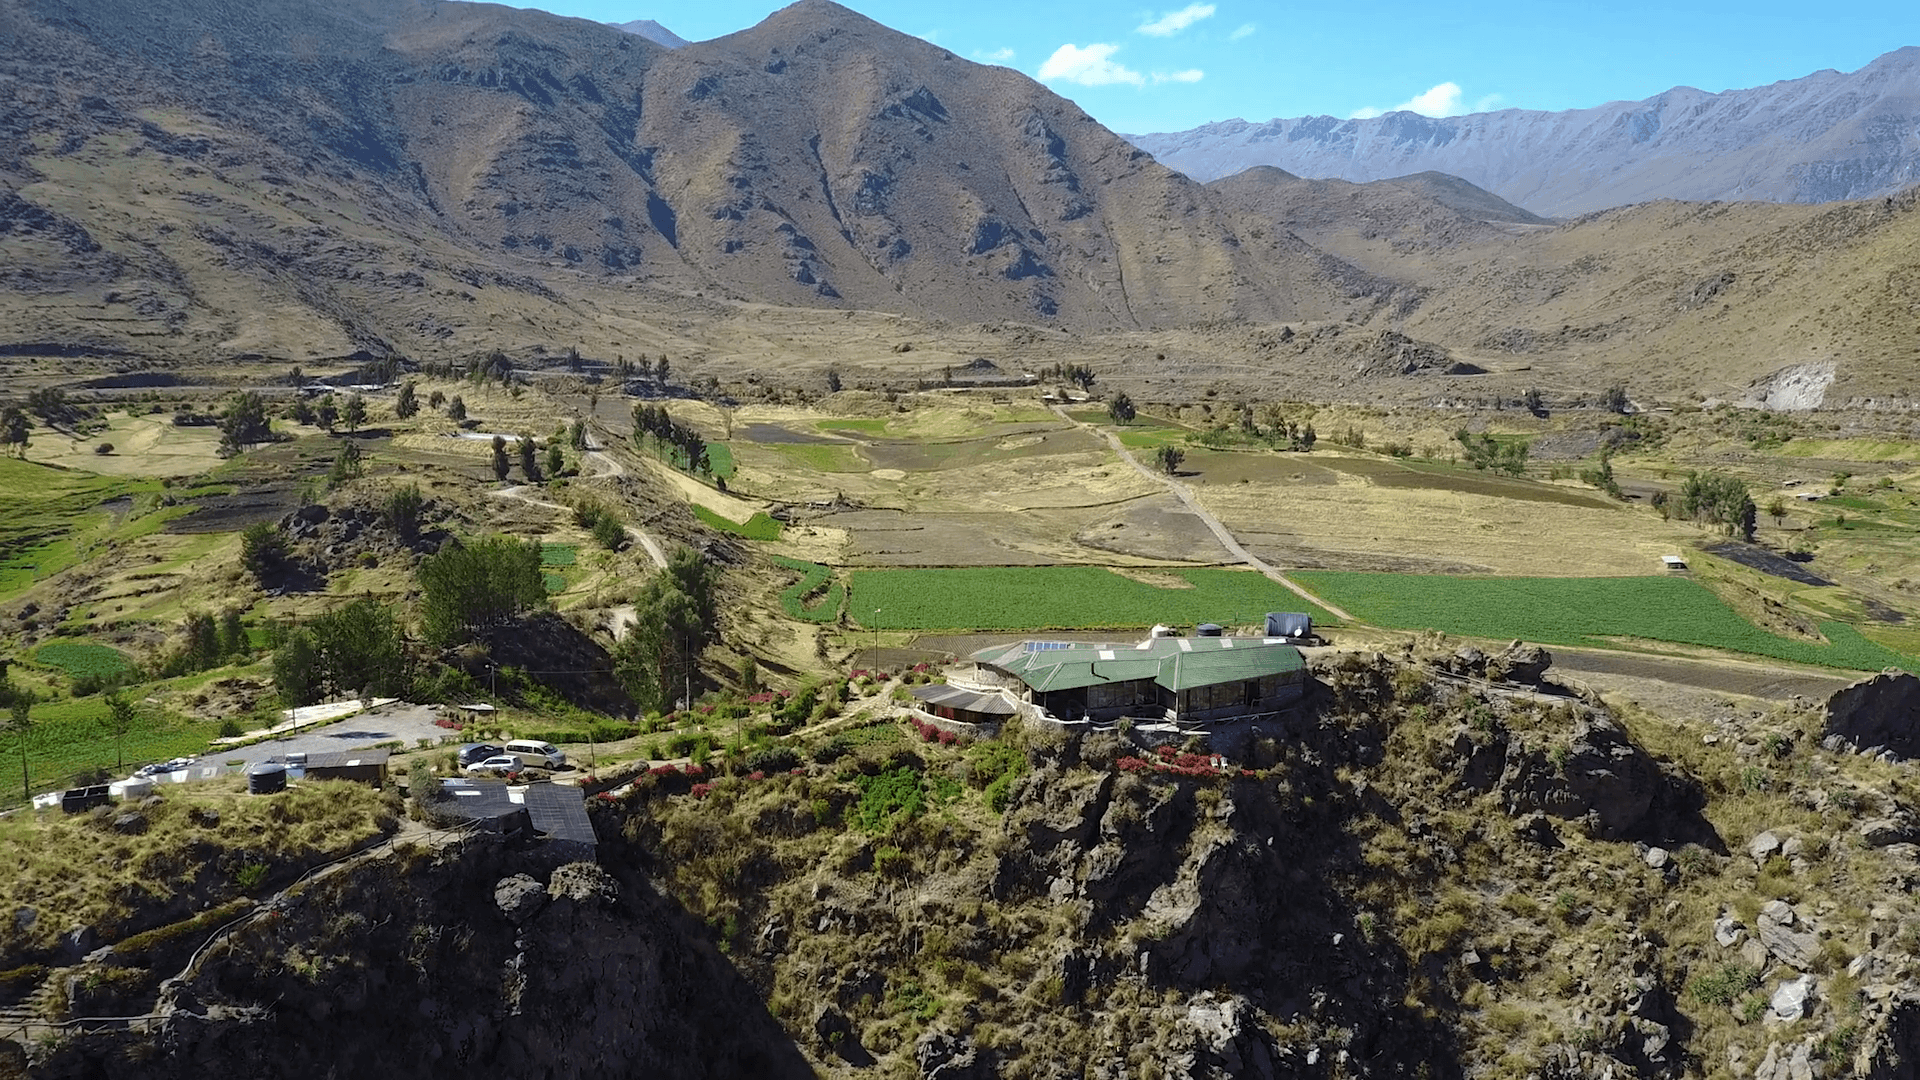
631;404;713;476
1454;429;1531;476
611;548;719;714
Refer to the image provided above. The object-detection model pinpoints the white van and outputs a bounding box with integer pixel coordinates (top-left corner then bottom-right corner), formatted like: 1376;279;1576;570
504;740;566;770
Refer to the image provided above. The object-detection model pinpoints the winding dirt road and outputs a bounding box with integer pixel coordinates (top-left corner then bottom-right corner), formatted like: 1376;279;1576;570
1053;405;1354;621
487;438;668;571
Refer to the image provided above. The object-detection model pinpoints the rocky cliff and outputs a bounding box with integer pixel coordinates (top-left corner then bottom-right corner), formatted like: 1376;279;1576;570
1130;47;1920;217
18;651;1920;1079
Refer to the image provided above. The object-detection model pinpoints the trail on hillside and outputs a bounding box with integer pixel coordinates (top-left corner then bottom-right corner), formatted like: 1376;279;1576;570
488;438;668;572
1052;404;1356;622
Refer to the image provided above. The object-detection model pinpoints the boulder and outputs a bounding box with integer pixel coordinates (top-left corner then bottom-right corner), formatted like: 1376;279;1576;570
111;812;148;835
1714;915;1746;948
493;874;547;925
1749;831;1783;863
1859;818;1914;847
1757;903;1821;970
13;906;35;932
1644;846;1671;870
1822;672;1920;759
547;862;619;908
1490;641;1552;684
1771;974;1814;1021
915;1029;991;1080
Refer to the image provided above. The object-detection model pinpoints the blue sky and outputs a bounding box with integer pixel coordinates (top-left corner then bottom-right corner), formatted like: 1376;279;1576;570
526;0;1920;134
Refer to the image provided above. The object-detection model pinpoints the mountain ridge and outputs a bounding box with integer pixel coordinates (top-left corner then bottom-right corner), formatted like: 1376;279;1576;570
1129;46;1920;217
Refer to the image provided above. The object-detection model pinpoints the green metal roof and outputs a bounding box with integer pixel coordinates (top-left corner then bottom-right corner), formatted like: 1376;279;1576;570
973;636;1303;695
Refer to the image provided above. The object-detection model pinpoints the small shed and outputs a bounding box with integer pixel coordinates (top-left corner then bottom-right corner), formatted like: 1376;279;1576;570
910;683;1017;727
304;748;391;788
1662;555;1689;571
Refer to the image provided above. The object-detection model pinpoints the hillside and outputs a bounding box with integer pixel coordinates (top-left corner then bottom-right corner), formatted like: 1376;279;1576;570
1131;47;1920;217
0;0;1385;368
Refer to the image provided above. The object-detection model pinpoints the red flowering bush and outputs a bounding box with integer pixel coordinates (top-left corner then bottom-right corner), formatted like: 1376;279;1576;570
1117;756;1153;773
689;783;713;799
747;692;776;706
748;770;766;781
682;764;706;777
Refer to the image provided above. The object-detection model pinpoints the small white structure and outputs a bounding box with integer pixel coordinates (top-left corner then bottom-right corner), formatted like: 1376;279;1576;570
1662;555;1689;571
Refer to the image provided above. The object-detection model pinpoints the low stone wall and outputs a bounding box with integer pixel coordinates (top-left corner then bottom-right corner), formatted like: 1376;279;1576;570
906;708;1001;740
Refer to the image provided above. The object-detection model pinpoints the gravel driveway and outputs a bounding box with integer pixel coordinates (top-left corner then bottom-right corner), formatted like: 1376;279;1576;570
211;703;455;767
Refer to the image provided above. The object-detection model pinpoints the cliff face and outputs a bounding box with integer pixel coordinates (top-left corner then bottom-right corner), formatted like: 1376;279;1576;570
12;839;810;1080
1130;47;1920;217
19;652;1920;1079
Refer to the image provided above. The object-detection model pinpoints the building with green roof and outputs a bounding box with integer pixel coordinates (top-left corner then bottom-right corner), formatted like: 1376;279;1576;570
966;634;1306;725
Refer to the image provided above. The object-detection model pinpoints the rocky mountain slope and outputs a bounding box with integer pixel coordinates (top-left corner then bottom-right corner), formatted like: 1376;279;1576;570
0;0;1384;362
612;18;689;48
1131;47;1920;217
20;652;1920;1079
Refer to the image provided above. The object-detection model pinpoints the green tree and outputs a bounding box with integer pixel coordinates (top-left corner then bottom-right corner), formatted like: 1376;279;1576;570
218;391;273;456
183;612;222;672
5;687;33;800
327;442;364;488
219;609;248;659
427;390;447;410
342;395;367;434
517;433;541;482
309;597;408;703
611;547;718;714
394;381;419;419
1154;445;1185;475
1768;497;1787;526
241;522;289;585
545;440;565;479
273;628;323;707
491;435;510;482
384;484;425;543
656;357;671;386
1601;385;1630;414
1677;471;1756;540
104;690;137;770
590;513;627;551
448;395;467;422
3;406;31;459
315;394;339;433
1107;391;1136;425
568;419;588;450
416;535;548;646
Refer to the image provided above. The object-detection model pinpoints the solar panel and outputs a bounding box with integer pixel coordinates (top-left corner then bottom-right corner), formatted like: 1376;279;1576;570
1025;641;1074;652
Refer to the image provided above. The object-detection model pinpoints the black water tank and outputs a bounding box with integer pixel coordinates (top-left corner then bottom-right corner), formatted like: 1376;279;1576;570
247;762;287;795
1196;623;1223;637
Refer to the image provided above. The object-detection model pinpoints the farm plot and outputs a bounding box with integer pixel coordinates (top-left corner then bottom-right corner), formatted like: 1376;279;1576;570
1292;571;1918;672
0;459;168;600
35;642;135;679
8;696;212;797
771;556;845;622
846;566;1340;631
694;506;783;541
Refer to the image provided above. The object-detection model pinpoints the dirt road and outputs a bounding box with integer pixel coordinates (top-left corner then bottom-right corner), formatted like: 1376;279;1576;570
1054;406;1355;622
488;437;667;571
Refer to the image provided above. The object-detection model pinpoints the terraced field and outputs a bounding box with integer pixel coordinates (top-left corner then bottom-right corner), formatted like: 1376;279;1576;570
847;566;1339;631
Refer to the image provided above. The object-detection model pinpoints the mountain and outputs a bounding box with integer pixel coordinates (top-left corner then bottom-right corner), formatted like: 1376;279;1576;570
611;18;689;48
1130;47;1920;217
0;0;1388;368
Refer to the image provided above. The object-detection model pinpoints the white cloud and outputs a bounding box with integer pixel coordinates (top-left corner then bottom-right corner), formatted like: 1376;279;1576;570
975;47;1016;63
1349;81;1468;120
1137;3;1215;36
1229;22;1256;41
1153;69;1205;84
1037;43;1146;87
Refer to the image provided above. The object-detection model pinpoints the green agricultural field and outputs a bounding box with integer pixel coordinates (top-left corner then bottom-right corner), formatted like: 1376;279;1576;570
540;544;578;567
4;696;212;799
772;556;845;622
1292;571;1917;672
765;442;868;473
34;642;135;679
0;459;167;600
847;567;1340;631
694;506;783;541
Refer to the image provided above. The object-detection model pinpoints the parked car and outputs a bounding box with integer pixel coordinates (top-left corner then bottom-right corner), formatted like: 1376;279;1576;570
504;740;566;769
462;755;522;776
457;743;504;767
134;757;196;778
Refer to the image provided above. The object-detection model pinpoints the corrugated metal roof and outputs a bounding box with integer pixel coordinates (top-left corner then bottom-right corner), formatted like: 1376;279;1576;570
973;636;1302;694
305;748;391;770
912;684;1017;716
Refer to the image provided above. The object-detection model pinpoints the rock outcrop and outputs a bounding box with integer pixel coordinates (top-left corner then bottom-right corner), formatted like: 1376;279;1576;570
1823;671;1920;759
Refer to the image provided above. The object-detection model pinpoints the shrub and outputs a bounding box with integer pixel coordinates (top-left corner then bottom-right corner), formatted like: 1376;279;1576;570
1688;964;1761;1007
855;767;925;833
744;746;800;774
